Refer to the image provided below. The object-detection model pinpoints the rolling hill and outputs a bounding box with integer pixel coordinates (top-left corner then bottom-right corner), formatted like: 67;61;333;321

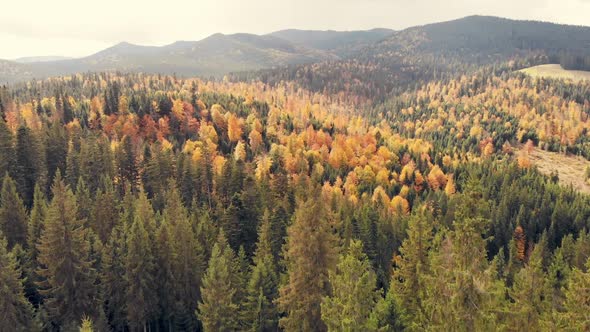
0;29;389;84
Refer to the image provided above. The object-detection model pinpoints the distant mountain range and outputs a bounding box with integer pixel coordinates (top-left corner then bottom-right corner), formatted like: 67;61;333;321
0;28;394;83
2;16;590;85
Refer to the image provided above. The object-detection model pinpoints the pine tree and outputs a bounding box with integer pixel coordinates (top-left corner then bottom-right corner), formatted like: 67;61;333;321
390;207;433;328
509;241;548;332
197;231;240;331
0;174;28;249
167;194;206;330
90;178;119;243
560;258;590;330
15;125;45;207
25;183;47;306
101;222;128;331
0;234;34;331
244;210;279;331
278;193;338;331
0;117;15;179
368;281;406;331
36;171;98;327
321;240;380;331
125;193;158;331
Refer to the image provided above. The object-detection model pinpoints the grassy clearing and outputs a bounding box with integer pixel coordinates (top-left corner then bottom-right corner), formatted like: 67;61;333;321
525;148;590;194
519;64;590;83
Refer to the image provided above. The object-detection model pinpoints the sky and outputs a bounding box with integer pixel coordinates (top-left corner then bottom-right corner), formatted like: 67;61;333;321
1;0;589;59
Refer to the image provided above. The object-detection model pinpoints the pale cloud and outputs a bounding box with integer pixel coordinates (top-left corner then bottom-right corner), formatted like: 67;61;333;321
0;0;588;59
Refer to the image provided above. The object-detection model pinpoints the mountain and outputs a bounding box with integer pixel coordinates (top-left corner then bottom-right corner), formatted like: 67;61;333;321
3;16;590;85
13;56;73;63
0;33;338;84
231;16;590;102
269;28;394;55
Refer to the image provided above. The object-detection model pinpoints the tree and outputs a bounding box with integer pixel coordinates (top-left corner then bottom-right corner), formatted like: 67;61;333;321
0;235;34;331
278;192;338;331
197;231;240;331
391;207;433;328
15;125;45;207
244;210;279;331
560;258;590;330
101;221;128;331
164;185;206;330
125;193;158;331
509;241;548;332
0;117;15;179
321;240;380;331
36;172;99;327
0;174;28;249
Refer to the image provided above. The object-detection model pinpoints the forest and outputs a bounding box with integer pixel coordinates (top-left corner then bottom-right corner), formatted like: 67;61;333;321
0;64;589;332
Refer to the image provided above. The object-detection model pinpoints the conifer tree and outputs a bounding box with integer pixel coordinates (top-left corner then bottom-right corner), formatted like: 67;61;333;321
0;117;15;179
0;234;34;331
197;231;239;331
0;174;28;249
25;183;47;306
321;240;380;331
278;193;337;331
37;171;98;327
244;210;279;331
15;125;45;207
125;193;158;331
391;207;433;328
560;258;590;330
509;241;548;332
101;222;128;331
168;201;206;330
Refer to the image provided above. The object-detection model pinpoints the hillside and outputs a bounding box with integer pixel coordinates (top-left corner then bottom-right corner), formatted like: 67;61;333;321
2;30;390;84
233;16;590;102
269;28;394;55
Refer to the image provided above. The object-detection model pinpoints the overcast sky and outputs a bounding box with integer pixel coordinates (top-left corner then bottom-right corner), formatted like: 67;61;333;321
1;0;589;59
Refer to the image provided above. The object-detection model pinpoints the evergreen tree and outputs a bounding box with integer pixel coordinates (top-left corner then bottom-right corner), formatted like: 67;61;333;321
278;192;338;331
101;222;128;331
197;232;240;332
36;172;98;327
0;234;34;331
0;117;15;179
125;193;158;331
390;207;433;328
321;240;380;331
0;174;28;249
509;241;548;332
560;258;590;330
244;210;279;331
15;125;45;207
25;183;47;306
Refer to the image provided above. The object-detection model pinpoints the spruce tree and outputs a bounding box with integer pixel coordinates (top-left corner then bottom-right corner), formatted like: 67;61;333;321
197;231;239;331
101;222;128;331
278;193;337;331
0;117;15;179
36;171;98;327
0;174;28;249
321;240;380;332
125;193;158;331
0;234;34;331
244;210;279;331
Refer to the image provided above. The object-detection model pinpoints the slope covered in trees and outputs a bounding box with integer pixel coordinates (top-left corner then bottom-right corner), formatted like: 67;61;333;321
0;68;589;330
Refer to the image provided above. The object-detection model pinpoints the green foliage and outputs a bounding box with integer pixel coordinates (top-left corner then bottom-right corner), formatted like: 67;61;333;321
321;240;380;331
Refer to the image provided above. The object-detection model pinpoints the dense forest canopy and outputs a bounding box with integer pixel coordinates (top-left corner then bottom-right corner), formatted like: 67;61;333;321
1;15;590;332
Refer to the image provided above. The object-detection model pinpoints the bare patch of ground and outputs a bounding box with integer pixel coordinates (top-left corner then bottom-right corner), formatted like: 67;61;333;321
525;148;590;194
519;64;590;83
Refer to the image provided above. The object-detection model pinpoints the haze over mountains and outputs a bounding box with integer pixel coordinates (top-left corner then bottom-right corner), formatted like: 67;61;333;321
1;15;590;84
